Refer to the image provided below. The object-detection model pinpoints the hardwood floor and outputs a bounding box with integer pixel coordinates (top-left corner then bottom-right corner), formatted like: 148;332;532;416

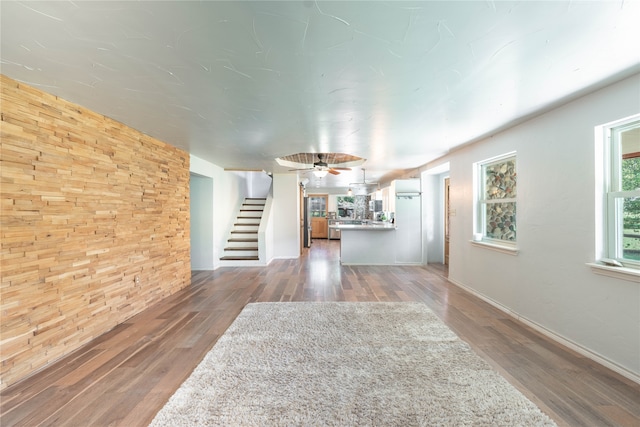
2;239;639;426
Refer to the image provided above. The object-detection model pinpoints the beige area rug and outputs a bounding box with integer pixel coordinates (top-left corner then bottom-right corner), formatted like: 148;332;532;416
149;302;556;426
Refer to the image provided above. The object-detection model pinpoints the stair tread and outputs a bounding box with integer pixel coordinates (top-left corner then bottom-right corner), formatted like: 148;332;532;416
219;199;265;262
224;247;258;251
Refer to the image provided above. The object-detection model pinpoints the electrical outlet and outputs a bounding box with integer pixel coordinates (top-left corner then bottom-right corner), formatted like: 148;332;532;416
134;275;140;284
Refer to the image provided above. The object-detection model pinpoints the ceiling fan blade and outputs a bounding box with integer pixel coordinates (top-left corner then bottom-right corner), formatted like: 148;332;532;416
330;167;351;171
289;167;314;171
328;169;341;175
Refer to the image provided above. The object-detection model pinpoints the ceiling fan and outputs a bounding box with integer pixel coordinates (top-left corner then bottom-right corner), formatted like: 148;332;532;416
290;153;351;177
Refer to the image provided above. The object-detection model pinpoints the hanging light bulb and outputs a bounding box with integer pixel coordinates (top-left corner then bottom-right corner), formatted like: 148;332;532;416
347;188;353;196
313;169;328;178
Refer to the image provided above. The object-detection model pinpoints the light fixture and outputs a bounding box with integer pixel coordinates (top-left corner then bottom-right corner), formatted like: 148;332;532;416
313;169;328;178
347;188;353;196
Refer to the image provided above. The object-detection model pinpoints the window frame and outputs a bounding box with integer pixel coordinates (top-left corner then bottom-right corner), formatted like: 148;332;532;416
473;151;518;252
602;115;640;270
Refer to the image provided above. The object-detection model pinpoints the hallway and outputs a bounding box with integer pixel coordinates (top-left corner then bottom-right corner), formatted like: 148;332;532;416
1;240;638;426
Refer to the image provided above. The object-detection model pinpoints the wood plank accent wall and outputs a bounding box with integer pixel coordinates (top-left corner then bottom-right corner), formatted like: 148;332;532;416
0;75;191;390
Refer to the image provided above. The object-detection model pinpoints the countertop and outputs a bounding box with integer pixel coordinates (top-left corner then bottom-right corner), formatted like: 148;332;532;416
329;221;396;230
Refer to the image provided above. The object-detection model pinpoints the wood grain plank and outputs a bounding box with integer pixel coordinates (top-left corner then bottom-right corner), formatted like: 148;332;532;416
1;226;639;426
1;75;191;390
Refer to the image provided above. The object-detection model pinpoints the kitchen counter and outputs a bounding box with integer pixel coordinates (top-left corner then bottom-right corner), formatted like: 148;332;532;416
329;222;396;231
330;222;399;265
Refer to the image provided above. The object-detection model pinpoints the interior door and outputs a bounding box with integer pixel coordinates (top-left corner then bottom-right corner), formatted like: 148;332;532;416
309;194;328;239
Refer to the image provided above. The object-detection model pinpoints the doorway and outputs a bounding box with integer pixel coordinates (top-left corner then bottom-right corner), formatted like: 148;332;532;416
444;177;450;266
299;184;305;255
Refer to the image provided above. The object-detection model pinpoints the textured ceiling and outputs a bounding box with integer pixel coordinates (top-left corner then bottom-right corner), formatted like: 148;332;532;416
1;1;639;190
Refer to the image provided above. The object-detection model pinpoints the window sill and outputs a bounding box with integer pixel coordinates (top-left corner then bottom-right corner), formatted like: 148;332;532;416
587;263;640;283
469;240;519;255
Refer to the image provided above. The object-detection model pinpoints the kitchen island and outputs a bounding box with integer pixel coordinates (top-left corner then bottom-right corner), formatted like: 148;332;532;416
329;221;398;265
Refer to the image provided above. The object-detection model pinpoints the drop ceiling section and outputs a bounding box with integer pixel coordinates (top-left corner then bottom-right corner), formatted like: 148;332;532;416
1;1;639;188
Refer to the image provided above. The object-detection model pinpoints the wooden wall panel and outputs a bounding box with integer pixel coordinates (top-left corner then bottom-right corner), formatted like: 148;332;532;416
0;75;191;390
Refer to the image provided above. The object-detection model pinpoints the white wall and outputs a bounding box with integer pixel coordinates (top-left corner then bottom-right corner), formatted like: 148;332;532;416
247;171;273;198
327;194;338;213
190;174;214;269
430;73;640;380
190;155;248;270
422;171;447;264
260;195;275;263
272;173;300;259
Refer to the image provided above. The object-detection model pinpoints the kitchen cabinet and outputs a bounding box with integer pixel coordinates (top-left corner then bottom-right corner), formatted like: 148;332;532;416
312;218;328;238
383;181;395;213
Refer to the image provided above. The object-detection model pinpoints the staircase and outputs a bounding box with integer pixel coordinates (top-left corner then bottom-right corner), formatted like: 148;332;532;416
220;198;266;261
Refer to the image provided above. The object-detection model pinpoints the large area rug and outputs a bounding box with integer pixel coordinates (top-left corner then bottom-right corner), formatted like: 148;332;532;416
149;302;556;426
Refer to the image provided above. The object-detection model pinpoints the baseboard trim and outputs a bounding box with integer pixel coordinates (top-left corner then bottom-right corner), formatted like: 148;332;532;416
447;277;640;385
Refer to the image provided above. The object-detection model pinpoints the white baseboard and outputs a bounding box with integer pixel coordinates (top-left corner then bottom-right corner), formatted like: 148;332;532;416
191;264;215;270
447;277;640;385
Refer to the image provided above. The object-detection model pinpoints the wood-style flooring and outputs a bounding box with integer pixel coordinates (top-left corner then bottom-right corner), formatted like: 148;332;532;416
1;239;639;426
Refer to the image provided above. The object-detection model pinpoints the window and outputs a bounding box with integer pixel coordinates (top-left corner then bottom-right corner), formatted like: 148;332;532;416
337;196;354;218
604;116;640;267
474;152;517;250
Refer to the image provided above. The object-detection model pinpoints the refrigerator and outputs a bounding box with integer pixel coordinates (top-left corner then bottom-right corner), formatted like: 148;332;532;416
394;180;422;264
303;196;312;247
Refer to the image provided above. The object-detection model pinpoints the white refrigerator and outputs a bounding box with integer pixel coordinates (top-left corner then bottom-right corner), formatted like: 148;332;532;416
394;180;422;264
